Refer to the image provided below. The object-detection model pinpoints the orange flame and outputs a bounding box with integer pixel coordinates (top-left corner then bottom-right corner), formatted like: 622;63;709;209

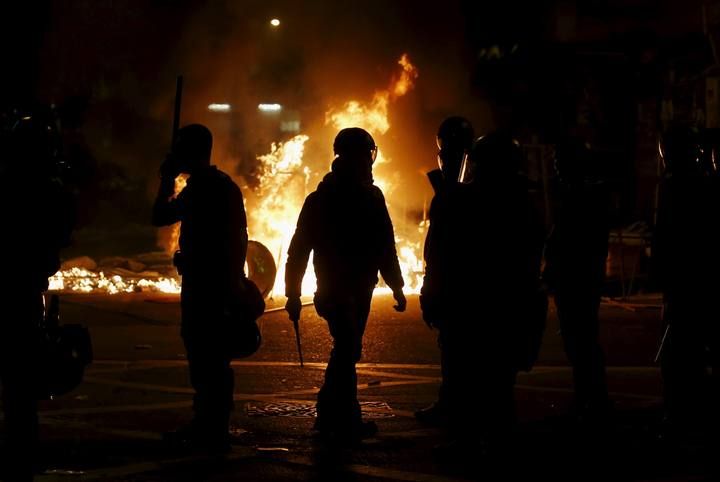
250;53;424;296
393;54;420;97
248;135;316;296
54;55;424;297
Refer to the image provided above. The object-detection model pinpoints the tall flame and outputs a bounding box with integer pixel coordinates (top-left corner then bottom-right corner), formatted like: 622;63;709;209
251;53;424;296
248;135;316;296
52;55;424;297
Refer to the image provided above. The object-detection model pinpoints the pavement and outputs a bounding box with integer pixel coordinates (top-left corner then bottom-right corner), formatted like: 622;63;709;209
1;292;716;481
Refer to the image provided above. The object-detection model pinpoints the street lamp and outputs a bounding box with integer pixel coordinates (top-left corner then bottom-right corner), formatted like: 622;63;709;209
208;103;231;113
270;18;280;28
258;103;282;113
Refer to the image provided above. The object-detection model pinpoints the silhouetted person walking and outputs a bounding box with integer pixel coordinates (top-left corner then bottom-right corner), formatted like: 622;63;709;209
0;109;74;482
417;116;474;426
655;125;719;438
152;124;248;452
543;137;611;421
423;131;544;457
285;127;406;442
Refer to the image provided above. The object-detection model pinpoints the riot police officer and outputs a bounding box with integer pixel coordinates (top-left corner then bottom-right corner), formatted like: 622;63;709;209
543;137;611;421
0;107;74;481
422;131;544;455
655;125;719;437
153;124;248;451
285;127;406;442
416;116;474;425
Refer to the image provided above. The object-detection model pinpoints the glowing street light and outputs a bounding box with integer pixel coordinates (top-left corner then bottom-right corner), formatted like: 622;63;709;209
208;103;231;113
270;18;280;27
258;103;282;113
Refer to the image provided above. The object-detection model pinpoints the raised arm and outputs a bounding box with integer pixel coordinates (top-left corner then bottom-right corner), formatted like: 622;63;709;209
152;160;180;226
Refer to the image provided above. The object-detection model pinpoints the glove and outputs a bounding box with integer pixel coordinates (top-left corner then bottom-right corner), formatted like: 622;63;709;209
286;296;302;322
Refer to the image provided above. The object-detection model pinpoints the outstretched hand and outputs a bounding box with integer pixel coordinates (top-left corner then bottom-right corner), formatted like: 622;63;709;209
392;289;407;312
286;296;303;322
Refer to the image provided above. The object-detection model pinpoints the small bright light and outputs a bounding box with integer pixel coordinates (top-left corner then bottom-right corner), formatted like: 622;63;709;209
270;18;280;27
208;103;231;113
258;103;282;112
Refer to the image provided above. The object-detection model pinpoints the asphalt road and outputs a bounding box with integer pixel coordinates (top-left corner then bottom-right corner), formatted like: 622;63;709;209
1;292;714;481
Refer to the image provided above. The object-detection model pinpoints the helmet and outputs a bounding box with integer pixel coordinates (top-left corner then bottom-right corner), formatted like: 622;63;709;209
38;324;93;398
700;128;720;176
333;127;377;161
225;277;265;359
436;116;474;181
658;125;702;176
36;295;93;399
462;131;523;183
2;105;61;176
227;317;262;359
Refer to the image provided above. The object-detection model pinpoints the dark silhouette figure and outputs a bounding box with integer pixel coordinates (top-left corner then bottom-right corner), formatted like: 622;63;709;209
543;137;611;420
0;108;74;481
416;116;475;426
285;127;406;442
152;124;248;451
422;131;544;455
655;125;719;436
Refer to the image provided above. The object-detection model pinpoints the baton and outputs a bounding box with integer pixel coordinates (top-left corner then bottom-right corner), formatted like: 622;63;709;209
171;75;184;146
293;318;304;368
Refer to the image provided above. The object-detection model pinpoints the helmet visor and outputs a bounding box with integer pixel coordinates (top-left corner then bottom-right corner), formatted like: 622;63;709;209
457;151;474;184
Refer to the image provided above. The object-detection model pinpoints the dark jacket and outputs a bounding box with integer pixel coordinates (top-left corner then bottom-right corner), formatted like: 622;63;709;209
152;166;248;293
421;171;544;316
284;158;404;299
654;174;720;296
544;179;610;292
420;169;456;305
0;174;73;292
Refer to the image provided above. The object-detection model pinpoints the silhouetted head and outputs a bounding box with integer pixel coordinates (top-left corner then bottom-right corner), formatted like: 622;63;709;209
332;128;376;184
333;128;377;160
173;124;213;174
436;116;474;182
463;131;523;184
659;125;702;178
554;136;597;184
1;106;60;177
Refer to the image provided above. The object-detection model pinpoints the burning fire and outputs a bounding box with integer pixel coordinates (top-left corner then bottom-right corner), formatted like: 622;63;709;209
49;175;188;295
326;53;419;136
248;135;315;296
49;267;181;294
50;55;424;297
251;54;424;296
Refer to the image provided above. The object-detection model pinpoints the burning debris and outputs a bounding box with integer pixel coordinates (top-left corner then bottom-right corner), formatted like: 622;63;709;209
48;253;181;294
48;267;181;294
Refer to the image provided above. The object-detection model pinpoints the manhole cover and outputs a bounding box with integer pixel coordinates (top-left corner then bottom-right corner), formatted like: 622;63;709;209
246;401;394;419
